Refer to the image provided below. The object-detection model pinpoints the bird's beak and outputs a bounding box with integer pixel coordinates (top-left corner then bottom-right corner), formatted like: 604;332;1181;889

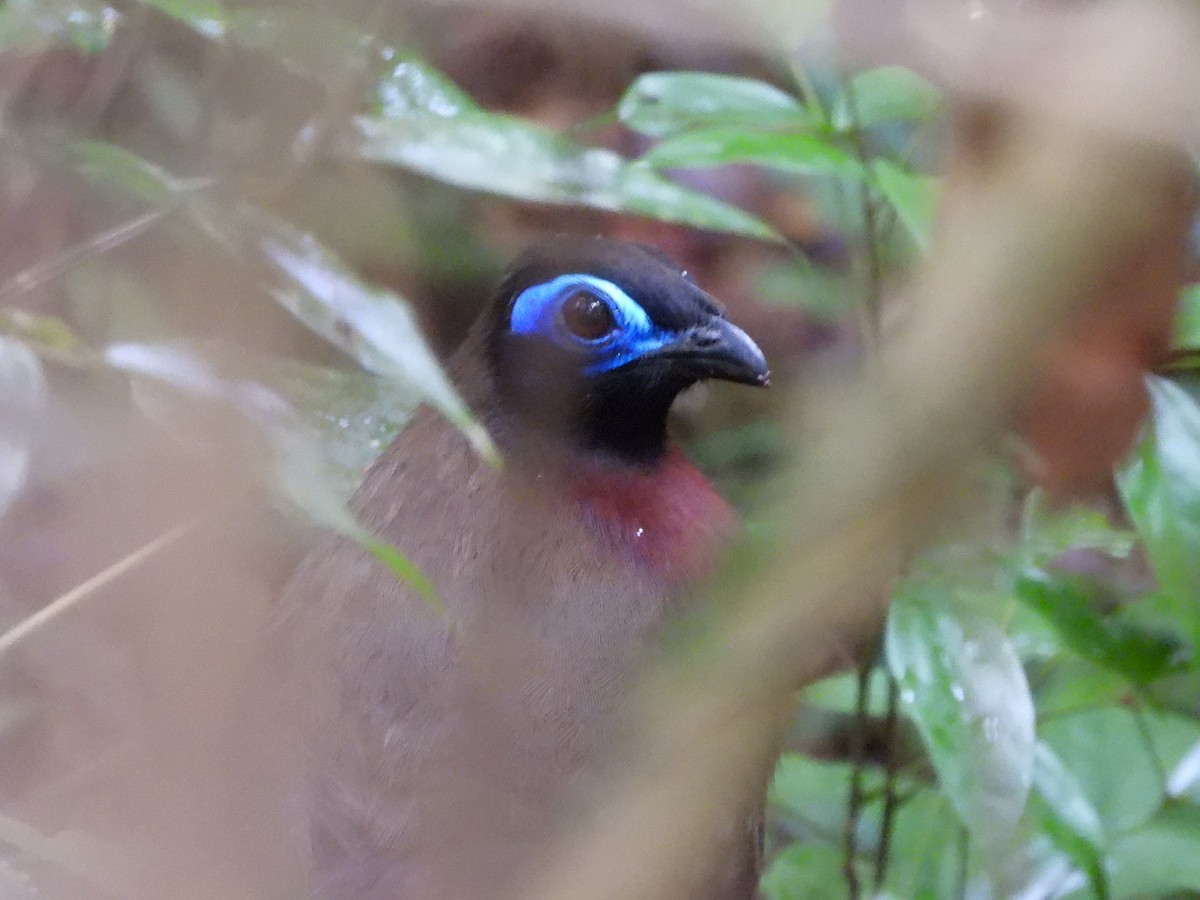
651;317;770;387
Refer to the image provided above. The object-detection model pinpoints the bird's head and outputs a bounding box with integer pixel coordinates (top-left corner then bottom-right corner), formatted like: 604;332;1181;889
483;236;769;465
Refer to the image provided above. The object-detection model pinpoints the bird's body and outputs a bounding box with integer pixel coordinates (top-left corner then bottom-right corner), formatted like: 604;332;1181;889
265;238;769;899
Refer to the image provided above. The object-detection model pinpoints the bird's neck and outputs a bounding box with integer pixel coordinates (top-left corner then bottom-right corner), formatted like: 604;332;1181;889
448;334;736;580
565;446;737;585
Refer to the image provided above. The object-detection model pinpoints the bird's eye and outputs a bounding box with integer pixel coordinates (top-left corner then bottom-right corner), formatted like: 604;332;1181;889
561;290;617;341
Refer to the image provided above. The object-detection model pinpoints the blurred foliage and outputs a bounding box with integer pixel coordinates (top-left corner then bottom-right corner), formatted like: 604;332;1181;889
769;351;1200;898
2;2;1200;899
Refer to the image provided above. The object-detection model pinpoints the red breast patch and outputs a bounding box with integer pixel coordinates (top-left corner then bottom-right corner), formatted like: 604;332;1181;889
568;446;737;584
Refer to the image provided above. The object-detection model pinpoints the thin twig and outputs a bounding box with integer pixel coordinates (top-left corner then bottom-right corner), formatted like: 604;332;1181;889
873;672;901;891
0;210;167;306
844;658;872;899
840;74;885;353
0;520;195;658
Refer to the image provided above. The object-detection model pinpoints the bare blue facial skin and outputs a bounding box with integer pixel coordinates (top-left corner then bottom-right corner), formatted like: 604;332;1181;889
509;274;677;375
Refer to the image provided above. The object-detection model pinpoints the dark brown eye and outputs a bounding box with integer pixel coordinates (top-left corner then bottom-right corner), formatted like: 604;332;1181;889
561;291;616;341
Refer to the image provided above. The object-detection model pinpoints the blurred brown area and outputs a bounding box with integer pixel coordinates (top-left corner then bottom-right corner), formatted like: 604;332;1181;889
0;393;302;897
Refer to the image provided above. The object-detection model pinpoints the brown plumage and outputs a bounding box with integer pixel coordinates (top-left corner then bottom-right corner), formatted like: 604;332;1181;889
256;237;770;899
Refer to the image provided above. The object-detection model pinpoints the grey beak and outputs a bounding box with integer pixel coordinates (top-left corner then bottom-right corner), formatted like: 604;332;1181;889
669;316;770;387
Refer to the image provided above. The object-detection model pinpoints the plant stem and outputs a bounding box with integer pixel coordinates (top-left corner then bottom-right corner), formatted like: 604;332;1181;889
873;673;901;891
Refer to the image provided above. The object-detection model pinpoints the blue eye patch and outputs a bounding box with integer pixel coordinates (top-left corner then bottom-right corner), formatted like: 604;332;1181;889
509;274;677;375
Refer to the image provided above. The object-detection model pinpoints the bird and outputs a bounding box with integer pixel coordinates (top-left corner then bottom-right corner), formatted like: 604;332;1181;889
257;236;771;900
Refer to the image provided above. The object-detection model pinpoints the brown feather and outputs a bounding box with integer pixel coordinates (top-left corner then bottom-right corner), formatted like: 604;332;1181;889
252;274;764;900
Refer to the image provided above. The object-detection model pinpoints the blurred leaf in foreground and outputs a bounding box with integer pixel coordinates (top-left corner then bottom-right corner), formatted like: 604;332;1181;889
0;0;121;54
260;356;409;498
104;341;438;608
189;201;497;465
188;344;412;499
135;0;227;37
70;141;199;207
136;0;378;76
66;139;487;463
1173;283;1200;349
0;302;426;597
0;308;93;367
0;336;47;520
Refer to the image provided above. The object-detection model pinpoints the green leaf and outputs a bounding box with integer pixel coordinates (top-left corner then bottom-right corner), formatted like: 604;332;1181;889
1167;737;1200;803
1014;568;1185;684
258;357;409;499
1174;283;1200;349
0;308;93;367
1117;375;1200;653
1032;741;1110;900
64;139;494;466
225;7;377;77
617;72;810;138
871;159;937;251
832;66;941;130
1169;738;1200;801
0;336;46;520
135;1;377;75
188;201;498;464
373;56;476;119
800;669;891;717
1;0;120;54
1032;657;1130;722
878;789;966;898
1142;708;1200;773
754;259;853;321
770;755;878;845
361;537;439;607
66;258;167;344
640;129;865;181
1017;489;1137;564
885;584;1036;852
0;4;44;53
349;113;779;240
1040;707;1163;835
139;342;412;500
137;0;229;37
1107;804;1200;898
761;844;850;900
615;162;780;239
349;58;779;239
70;141;195;206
